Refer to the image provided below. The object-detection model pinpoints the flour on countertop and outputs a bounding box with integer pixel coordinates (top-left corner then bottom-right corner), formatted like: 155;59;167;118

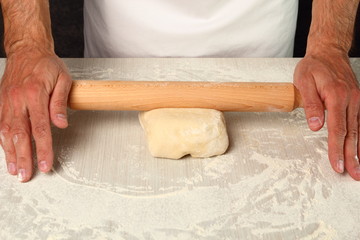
43;108;352;239
1;58;360;239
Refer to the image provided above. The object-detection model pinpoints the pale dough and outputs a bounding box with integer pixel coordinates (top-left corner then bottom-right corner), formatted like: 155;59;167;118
139;108;229;159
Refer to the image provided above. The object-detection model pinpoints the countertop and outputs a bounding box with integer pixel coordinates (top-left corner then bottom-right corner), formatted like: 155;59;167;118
1;58;360;240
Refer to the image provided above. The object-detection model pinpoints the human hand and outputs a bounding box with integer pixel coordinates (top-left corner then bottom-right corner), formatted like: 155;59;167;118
0;49;72;182
294;51;360;180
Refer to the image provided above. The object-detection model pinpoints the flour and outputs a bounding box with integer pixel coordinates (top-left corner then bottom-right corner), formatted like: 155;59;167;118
35;108;355;239
1;58;360;239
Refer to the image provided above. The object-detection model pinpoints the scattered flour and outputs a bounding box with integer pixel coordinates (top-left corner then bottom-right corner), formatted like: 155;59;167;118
1;58;360;239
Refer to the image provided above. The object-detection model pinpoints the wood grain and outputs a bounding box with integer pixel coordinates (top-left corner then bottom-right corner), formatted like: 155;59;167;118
69;81;303;112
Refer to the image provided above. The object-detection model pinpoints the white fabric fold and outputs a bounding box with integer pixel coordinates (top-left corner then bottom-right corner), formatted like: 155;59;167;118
84;0;298;57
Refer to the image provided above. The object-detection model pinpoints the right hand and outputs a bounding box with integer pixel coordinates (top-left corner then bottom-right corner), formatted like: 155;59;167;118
0;49;72;182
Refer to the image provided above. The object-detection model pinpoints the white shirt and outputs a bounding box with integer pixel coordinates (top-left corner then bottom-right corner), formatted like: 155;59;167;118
84;0;298;57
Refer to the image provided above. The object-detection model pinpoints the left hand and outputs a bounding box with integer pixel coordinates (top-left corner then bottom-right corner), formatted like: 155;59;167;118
294;51;360;180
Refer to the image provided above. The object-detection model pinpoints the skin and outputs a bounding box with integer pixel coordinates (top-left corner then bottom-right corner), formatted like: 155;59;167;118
0;0;72;182
294;0;360;180
0;0;359;182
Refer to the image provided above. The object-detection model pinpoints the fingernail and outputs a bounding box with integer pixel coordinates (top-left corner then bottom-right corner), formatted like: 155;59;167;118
337;160;344;173
17;169;26;182
57;114;67;121
308;117;322;129
39;161;48;172
7;162;16;174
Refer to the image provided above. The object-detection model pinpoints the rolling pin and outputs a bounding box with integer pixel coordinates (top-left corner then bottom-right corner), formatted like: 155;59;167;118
68;80;303;112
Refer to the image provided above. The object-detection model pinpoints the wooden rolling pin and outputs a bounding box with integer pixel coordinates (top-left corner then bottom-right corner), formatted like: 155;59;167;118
68;80;303;112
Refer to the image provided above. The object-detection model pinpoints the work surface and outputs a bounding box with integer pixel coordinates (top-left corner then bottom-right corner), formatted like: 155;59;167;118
1;58;360;240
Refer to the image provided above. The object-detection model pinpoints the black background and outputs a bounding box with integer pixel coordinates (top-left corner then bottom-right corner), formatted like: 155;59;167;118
0;0;359;58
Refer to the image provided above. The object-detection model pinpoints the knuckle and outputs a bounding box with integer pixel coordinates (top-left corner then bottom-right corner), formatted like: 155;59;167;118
346;128;358;140
4;147;15;156
6;85;23;99
32;123;49;139
332;127;347;139
25;82;40;94
0;123;11;135
326;93;348;108
325;82;349;99
304;102;322;113
0;124;10;143
59;72;72;83
51;99;67;109
24;82;45;99
11;128;29;141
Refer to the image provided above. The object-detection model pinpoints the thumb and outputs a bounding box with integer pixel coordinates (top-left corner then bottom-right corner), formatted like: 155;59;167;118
295;76;325;132
49;72;72;129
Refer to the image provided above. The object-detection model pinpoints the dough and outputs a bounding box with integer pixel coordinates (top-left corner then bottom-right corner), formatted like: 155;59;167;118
139;108;229;159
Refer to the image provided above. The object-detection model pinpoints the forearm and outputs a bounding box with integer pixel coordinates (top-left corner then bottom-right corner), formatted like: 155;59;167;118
307;0;359;56
1;0;54;56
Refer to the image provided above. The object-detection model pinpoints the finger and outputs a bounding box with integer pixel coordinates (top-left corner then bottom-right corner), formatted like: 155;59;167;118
296;75;325;131
326;98;347;174
11;119;33;182
0;128;17;175
344;93;360;180
10;95;33;182
27;86;53;173
0;102;17;175
49;71;72;129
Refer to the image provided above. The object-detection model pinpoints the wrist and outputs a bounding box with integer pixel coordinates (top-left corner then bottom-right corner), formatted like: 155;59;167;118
305;40;349;60
5;40;55;58
2;0;54;56
306;0;357;58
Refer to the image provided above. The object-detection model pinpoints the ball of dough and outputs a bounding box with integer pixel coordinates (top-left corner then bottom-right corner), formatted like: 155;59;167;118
139;108;229;159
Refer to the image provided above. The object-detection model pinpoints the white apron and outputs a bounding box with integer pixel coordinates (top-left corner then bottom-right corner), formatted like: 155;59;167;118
84;0;298;57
